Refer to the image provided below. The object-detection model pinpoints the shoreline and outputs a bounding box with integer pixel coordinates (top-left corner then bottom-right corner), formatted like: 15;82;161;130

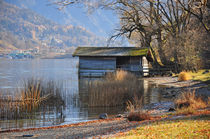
0;118;122;133
144;76;210;97
1;76;209;138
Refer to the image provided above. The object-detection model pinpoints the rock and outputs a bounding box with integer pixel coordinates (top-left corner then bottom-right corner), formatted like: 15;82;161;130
22;135;33;137
168;107;175;111
115;114;123;118
202;70;209;74
99;113;108;119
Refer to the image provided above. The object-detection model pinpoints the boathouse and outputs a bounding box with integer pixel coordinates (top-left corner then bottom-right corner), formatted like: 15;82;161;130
73;47;151;77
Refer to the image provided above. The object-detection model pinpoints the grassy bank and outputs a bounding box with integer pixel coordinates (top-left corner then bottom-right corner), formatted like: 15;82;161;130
114;115;210;138
177;69;210;83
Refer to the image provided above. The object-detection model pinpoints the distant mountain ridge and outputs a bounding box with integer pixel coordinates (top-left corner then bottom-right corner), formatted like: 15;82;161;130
0;1;107;53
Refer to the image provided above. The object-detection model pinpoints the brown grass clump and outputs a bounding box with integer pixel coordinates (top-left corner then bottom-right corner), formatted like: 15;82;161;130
126;95;151;121
175;91;207;112
127;111;151;121
178;71;192;81
175;107;197;115
126;95;143;112
106;70;136;81
115;70;129;81
0;79;64;120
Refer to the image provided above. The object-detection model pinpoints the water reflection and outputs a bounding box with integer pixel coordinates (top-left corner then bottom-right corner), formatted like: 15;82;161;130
0;59;169;131
143;80;163;104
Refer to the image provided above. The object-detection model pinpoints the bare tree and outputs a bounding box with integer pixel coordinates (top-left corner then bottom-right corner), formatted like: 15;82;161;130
51;0;209;72
176;0;209;33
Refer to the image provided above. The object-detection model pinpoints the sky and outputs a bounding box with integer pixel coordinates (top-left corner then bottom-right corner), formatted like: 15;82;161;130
4;0;120;38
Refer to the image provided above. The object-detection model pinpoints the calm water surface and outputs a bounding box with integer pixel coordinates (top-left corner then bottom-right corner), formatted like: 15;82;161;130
0;58;167;131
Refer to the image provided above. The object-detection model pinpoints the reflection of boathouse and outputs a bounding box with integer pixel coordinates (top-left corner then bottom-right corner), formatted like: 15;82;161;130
73;47;151;77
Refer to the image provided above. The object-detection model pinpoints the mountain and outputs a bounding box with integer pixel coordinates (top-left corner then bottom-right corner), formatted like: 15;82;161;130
4;0;119;37
0;1;107;53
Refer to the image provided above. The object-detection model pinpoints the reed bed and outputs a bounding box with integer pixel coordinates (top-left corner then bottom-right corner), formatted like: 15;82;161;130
175;90;207;110
88;70;143;107
174;90;208;115
0;79;64;120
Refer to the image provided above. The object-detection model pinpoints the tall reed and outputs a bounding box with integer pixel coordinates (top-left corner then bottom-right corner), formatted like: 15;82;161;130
0;79;64;120
88;70;143;107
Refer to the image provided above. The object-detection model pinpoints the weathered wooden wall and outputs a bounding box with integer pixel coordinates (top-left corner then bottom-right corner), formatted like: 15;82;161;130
116;56;142;72
79;57;116;77
78;56;148;77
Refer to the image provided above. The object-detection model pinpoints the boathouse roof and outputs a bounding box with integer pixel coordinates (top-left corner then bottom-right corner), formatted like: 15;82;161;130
73;47;149;57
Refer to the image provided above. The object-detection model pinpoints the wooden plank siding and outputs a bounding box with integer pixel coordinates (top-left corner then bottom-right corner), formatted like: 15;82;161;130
73;47;150;77
116;56;142;72
79;57;116;77
78;56;146;77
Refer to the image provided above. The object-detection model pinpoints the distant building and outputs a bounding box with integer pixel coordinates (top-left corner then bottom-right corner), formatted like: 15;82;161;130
73;47;152;77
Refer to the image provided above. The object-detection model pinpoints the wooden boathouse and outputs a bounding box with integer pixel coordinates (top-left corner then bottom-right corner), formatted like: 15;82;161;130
73;47;151;77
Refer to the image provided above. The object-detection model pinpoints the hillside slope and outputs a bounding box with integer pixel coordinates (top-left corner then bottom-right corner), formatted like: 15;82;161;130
0;1;106;53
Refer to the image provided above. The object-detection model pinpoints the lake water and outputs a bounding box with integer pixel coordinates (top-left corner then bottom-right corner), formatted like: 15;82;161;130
0;58;167;131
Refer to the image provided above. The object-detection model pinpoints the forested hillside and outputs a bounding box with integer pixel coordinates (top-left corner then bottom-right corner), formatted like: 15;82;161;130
0;1;106;53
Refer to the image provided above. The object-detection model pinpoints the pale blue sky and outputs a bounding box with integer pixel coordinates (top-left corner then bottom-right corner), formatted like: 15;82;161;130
5;0;119;38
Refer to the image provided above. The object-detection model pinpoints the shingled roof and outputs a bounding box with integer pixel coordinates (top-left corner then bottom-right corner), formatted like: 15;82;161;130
73;47;149;57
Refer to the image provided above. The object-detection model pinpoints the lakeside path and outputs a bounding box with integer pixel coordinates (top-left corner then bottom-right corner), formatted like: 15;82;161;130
144;76;201;87
144;77;210;96
1;118;156;139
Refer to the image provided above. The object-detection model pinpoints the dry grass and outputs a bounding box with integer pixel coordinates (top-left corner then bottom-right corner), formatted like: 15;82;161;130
126;95;143;112
115;70;130;81
116;116;210;138
0;79;64;120
127;111;151;121
126;95;151;121
88;71;142;107
178;71;192;81
105;70;136;81
174;91;208;115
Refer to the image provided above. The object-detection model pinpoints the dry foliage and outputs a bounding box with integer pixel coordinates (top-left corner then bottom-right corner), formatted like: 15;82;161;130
106;70;136;81
0;79;64;120
126;95;143;112
115;70;133;81
116;116;210;138
127;111;151;121
178;71;192;81
88;71;142;107
175;91;207;111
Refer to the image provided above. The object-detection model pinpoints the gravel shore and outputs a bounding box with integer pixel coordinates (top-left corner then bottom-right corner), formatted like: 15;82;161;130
144;77;210;97
1;118;148;139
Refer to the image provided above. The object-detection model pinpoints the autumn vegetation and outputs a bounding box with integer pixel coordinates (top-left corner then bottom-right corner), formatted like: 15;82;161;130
178;71;192;81
174;91;209;115
54;0;210;73
88;70;142;107
114;116;210;138
0;79;64;119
